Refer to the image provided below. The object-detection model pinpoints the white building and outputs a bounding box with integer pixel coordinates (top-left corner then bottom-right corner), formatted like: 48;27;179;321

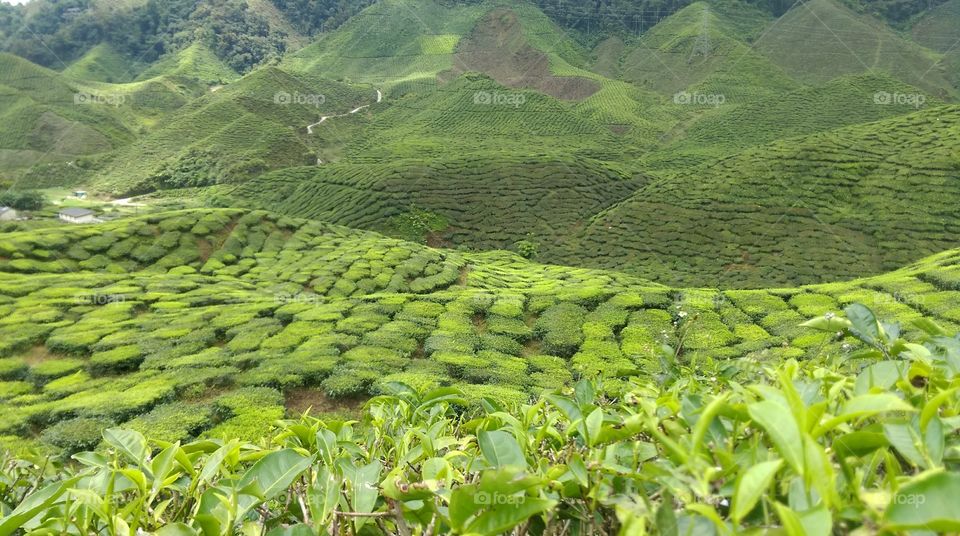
59;207;99;224
0;207;17;221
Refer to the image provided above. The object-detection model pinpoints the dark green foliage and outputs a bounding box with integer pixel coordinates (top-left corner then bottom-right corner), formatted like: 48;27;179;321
0;0;297;73
391;206;449;244
268;0;375;35
535;303;587;357
0;191;45;211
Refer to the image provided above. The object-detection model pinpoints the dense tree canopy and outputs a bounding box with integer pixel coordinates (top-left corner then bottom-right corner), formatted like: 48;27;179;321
0;0;363;73
0;0;949;72
268;0;376;35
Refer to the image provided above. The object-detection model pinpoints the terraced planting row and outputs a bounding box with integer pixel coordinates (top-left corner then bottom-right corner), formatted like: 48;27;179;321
281;0;489;89
577;105;960;287
4;209;960;454
228;155;644;253
335;75;621;163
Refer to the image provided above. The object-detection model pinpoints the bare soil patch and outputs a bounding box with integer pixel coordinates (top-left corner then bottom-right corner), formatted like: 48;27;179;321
285;388;364;418
444;8;600;101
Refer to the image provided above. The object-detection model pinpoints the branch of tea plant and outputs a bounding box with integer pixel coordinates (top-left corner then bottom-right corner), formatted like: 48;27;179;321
423;509;438;536
388;498;410;536
333;511;392;518
297;486;311;525
16;457;47;504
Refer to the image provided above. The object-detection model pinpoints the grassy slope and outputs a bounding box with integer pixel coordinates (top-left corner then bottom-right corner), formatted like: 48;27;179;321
575;104;960;288
911;0;960;90
0;53;198;183
647;72;943;167
282;0;490;92
618;2;798;99
61;43;139;84
225;154;644;252
756;0;956;99
135;43;240;85
2;208;960;444
90;68;375;195
910;0;960;52
321;73;617;161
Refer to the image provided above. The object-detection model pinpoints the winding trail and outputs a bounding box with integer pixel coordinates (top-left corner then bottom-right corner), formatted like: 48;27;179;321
307;89;382;134
111;197;145;207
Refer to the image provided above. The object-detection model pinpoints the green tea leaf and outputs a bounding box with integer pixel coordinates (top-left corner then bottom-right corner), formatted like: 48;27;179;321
103;428;149;466
845;304;883;347
584;408;603;447
478;430;526;469
748;400;805;475
885;470;960;531
239;449;314;500
466;497;556;536
0;476;81;536
156;523;199;536
732;459;782;522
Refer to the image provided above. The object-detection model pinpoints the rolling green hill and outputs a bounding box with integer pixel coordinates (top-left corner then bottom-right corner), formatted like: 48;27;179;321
910;0;960;52
0;53;199;186
224;154;644;253
61;43;139;84
134;43;240;85
617;2;799;100
650;72;942;165
756;0;957;99
282;0;491;92
576;104;960;288
90;68;375;195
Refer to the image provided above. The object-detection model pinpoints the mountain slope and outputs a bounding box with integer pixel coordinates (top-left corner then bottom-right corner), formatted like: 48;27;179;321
756;0;956;98
653;72;941;161
62;44;138;84
910;0;960;52
617;2;798;100
90;68;375;195
439;3;598;100
282;0;491;92
135;43;239;85
225;153;644;253
575;105;960;288
0;53;196;183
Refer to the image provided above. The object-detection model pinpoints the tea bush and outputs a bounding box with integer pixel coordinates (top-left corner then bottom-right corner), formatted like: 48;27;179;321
3;303;959;534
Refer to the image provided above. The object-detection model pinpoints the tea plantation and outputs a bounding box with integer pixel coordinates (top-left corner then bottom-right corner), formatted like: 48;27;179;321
1;209;960;534
1;208;960;450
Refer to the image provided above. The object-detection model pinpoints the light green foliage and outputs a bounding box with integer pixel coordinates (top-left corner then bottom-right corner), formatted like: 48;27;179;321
2;306;959;534
1;210;960;535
